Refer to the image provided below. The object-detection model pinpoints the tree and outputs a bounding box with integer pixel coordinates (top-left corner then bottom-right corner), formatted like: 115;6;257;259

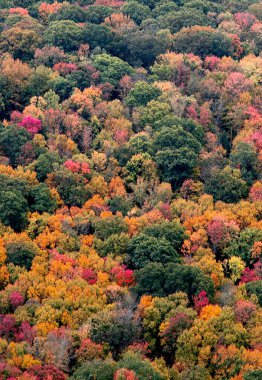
159;8;213;33
154;126;202;154
0;175;29;231
93;215;128;241
184;0;222;13
234;300;256;324
164;264;215;302
29;183;57;213
90;309;140;358
248;3;262;20
34;152;61;181
230;142;259;185
155;148;198;185
26;364;66;380
109;197;131;216
135;263;214;301
142;221;186;249
224;228;262;265
131;0;162;10
70;360;116;380
244;369;262;380
127;234;181;269
49;167;89;207
34;46;67;67
125;82;161;107
135;263;166;297
245;281;262;306
125;153;157;183
48;4;88;23
49;76;74;100
140;100;172;128
44;20;84;52
6;236;38;270
114;368;138;380
116;352;164;379
173;26;234;58
0;125;30;166
204;166;248;203
0;25;42;60
83;23;125;57
92;54;134;86
154;126;201;188
177;366;211;380
0;190;28;231
126;29;171;67
160;312;194;360
121;1;151;25
83;5;113;24
228;256;245;282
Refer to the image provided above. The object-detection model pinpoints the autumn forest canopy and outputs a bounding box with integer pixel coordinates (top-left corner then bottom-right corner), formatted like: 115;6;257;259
0;0;261;379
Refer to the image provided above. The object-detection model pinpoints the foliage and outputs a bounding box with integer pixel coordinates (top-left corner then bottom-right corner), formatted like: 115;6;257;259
0;0;261;379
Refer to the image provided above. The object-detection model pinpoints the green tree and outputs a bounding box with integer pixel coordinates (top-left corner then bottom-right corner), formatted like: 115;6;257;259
93;216;128;241
154;126;201;153
127;234;181;269
0;125;30;166
92;54;134;86
0;175;29;231
108;197;131;216
90;309;140;358
29;183;57;213
84;5;113;24
125;153;156;183
26;65;53;97
153;116;205;143
128;133;153;156
0;190;28;231
49;76;74;100
6;239;38;270
126;29;171;67
125;81;161;107
70;360;116;380
48;4;88;23
135;262;166;297
246;281;262;306
172;26;234;58
140;100;172;127
143;221;186;249
34;152;61;181
249;3;262;20
51;167;90;207
135;263;214;301
117;352;165;379
83;23;126;57
244;369;262;380
204;166;248;203
44;20;84;51
159;8;213;33
133;0;162;10
154;126;201;188
95;233;130;257
184;0;222;13
152;2;179;17
164;263;215;302
224;228;262;265
230;142;259;185
121;1;151;25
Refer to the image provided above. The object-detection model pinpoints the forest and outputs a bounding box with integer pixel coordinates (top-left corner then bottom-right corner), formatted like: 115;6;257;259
0;0;261;379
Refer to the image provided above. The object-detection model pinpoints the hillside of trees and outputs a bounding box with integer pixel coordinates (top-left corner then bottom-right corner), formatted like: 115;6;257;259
0;0;261;379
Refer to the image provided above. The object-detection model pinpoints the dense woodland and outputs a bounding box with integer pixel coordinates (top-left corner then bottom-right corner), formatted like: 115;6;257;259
0;0;261;379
